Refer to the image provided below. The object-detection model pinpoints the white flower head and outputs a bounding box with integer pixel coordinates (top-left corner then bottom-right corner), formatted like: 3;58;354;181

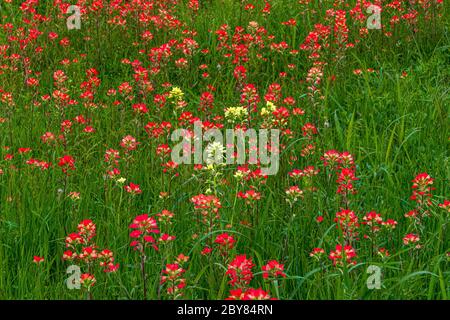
205;141;225;165
116;177;126;184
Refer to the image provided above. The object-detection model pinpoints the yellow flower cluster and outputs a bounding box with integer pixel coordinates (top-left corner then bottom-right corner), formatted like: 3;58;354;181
168;87;184;101
224;106;248;123
260;101;276;117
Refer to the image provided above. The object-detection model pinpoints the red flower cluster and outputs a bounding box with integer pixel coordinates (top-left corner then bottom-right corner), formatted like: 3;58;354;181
161;263;186;299
227;288;274;300
329;245;357;266
237;189;261;205
125;182;142;195
129;214;160;252
403;233;420;248
191;194;222;229
410;172;435;205
63;219;119;287
336;168;358;195
262;260;286;279
58;155;75;173
225;255;255;287
334;209;359;241
214;233;236;255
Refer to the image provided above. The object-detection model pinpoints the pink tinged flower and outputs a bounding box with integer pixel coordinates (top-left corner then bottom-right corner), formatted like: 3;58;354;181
226;289;245;300
201;247;213;255
214;233;236;250
144;235;155;243
125;182;142;195
129;214;160;251
243;288;274;300
80;273;96;289
329;245;357;266
33;256;44;264
310;248;325;259
438;200;450;212
104;263;120;273
130;230;142;238
120;135;139;151
226;254;255;287
159;233;176;242
63;250;76;260
403;233;420;245
262;260;286;279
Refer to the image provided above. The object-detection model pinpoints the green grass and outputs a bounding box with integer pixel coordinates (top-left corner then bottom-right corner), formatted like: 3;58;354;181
0;0;448;300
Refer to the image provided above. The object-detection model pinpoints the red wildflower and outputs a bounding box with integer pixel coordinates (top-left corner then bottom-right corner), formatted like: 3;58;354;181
329;245;357;266
120;135;139;151
410;172;435;205
80;274;96;290
336;168;358;194
33;256;44;264
403;233;420;246
129;214;160;251
125;182;142;195
58;155;75;173
243;288;274;300
262;260;286;279
226;254;255;288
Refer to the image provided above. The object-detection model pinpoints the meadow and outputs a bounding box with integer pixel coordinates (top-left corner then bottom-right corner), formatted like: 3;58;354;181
0;0;448;300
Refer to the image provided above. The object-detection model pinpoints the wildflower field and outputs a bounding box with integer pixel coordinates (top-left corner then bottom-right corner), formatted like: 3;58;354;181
0;0;449;300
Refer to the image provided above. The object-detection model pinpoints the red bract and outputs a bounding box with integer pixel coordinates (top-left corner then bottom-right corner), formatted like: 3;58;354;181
226;288;275;300
438;200;450;212
41;132;56;144
161;263;186;299
78;246;98;264
363;211;383;233
201;247;213;255
321;149;341;169
120;135;139;152
382;219;398;230
132;103;148;114
403;233;420;247
336;168;358;195
104;149;120;166
98;249;119;273
162;160;179;174
285;186;303;205
214;233;236;255
156;144;171;159
262;260;286;279
159;233;176;243
156;209;175;224
226;254;255;288
125;182;142;195
243;288;274;300
410;172;435;205
80;274;96;291
191;194;221;229
302;123;318;138
334;209;359;240
63;219;118;287
26;158;51;170
237;189;261;205
226;288;245;300
65;232;84;248
129;214;160;251
310;248;325;261
329;245;357;266
77;219;96;241
58;155;75;173
33;256;44;264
